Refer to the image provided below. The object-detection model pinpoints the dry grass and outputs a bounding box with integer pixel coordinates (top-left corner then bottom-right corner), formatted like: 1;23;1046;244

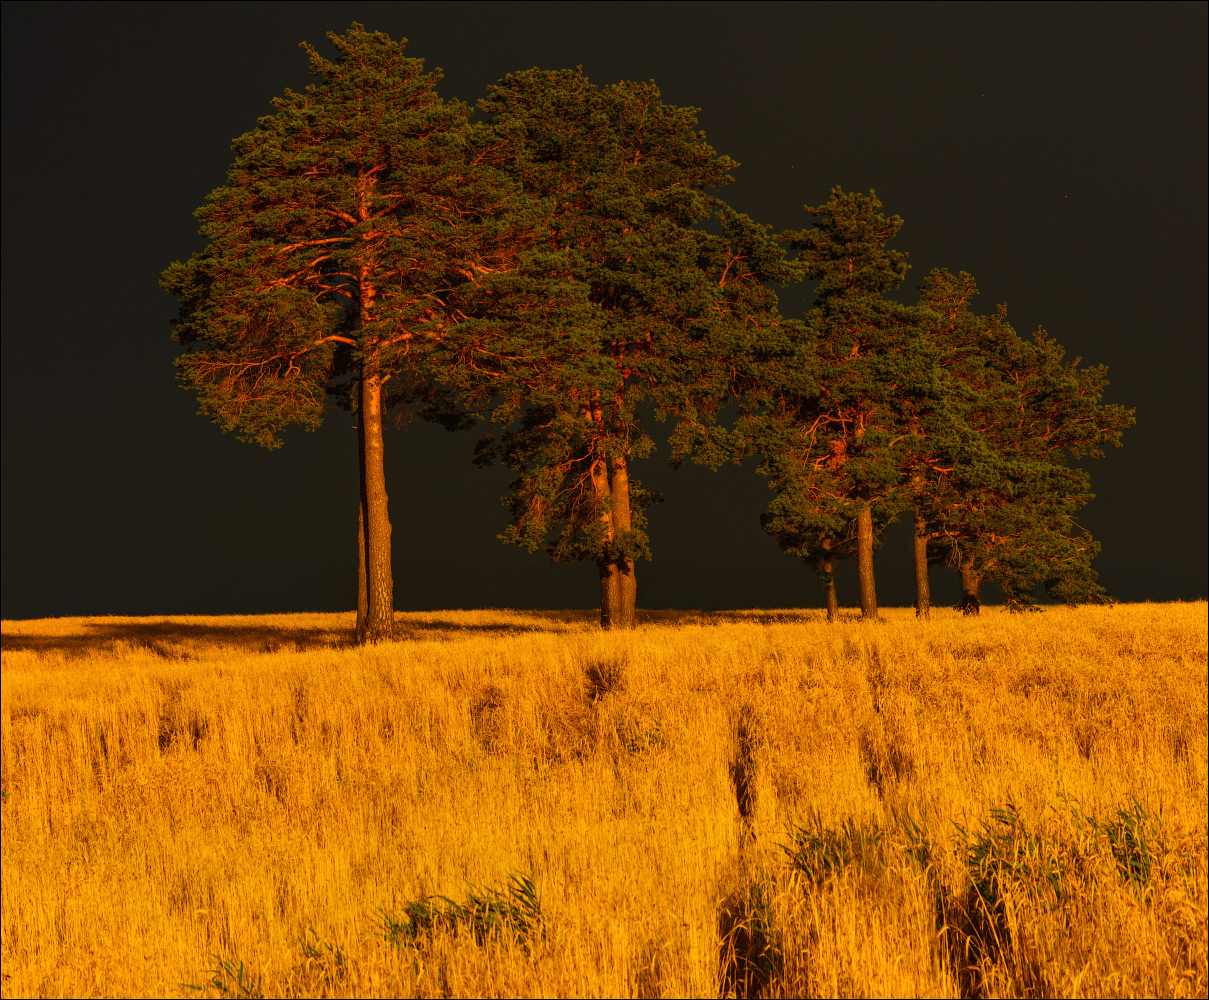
1;603;1205;998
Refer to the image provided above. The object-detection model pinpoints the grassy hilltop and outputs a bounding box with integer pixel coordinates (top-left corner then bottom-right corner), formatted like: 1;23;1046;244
2;603;1206;998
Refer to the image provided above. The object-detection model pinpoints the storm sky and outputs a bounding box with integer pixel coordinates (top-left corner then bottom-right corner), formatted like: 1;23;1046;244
2;2;1205;618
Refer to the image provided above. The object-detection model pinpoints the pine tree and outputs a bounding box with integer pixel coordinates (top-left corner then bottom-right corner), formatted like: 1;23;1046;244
751;189;928;620
441;69;795;628
914;271;1134;611
162;25;518;642
898;269;999;617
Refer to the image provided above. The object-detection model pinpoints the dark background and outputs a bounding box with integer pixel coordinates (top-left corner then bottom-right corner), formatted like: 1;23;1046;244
2;2;1205;618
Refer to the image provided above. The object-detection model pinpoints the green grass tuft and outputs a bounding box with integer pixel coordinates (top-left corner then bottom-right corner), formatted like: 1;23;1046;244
378;873;543;949
183;956;263;999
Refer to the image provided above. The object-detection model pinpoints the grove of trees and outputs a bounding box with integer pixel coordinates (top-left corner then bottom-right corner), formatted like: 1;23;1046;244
163;25;1134;641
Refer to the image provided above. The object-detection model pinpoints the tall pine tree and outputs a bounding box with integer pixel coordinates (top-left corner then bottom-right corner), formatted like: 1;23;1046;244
914;270;1134;611
895;269;998;617
751;189;928;620
441;69;795;628
162;25;520;641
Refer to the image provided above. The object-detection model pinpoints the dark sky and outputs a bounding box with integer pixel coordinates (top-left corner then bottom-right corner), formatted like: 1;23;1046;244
2;2;1205;618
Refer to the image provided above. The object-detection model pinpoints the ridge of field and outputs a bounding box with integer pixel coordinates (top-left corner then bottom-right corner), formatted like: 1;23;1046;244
2;604;1206;998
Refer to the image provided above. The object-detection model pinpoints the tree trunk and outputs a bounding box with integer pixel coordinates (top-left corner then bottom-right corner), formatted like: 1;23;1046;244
589;436;618;629
351;178;393;644
609;452;637;629
959;551;982;616
913;507;931;619
356;483;368;642
358;362;394;642
856;505;878;620
820;537;839;622
598;562;621;628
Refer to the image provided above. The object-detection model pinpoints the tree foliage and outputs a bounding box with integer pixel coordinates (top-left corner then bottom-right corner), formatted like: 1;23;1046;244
439;68;797;626
740;194;1132;615
914;271;1134;608
162;24;523;640
163;33;1133;625
740;189;942;617
163;25;498;444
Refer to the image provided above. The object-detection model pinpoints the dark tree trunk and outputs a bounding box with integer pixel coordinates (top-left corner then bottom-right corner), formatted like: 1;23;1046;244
584;391;637;630
959;551;983;615
358;362;394;642
352;185;393;644
356;482;368;642
913;507;931;619
590;438;619;629
821;537;839;622
856;505;878;619
609;452;637;629
598;562;621;628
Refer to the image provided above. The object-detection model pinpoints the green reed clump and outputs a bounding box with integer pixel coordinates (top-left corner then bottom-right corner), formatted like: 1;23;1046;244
946;802;1072;997
378;873;543;949
1067;796;1158;888
186;931;348;999
783;812;887;882
184;955;263;999
295;928;348;991
718;875;781;1000
959;803;1067;911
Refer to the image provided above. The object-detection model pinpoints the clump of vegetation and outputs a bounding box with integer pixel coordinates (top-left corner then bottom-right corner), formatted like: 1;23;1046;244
294;929;348;993
945;803;1066;995
771;797;1194;999
584;655;628;702
959;803;1066;914
718;875;782;999
184;956;263;999
1068;796;1158;888
784;811;888;882
377;873;543;949
185;930;347;998
730;706;763;826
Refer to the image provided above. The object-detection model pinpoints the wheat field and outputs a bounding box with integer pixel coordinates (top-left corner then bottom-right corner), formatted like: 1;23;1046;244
1;603;1205;998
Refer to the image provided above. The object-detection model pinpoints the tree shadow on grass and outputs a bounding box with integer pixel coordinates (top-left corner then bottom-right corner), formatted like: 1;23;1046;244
647;609;825;627
1;608;828;659
0;610;592;658
401;609;596;636
0;619;355;659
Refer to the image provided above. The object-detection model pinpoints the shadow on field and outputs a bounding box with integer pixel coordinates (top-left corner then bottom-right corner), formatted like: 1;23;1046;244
401;609;596;636
393;608;817;634
690;609;822;626
1;608;829;660
0;619;354;659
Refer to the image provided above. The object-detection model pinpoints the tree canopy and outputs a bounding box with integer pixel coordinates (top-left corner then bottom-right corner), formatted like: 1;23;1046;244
739;194;1132;617
164;29;1133;630
913;271;1134;610
162;24;523;641
741;189;941;619
438;68;797;627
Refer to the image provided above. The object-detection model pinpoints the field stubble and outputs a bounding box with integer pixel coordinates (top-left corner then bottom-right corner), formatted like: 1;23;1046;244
1;603;1205;998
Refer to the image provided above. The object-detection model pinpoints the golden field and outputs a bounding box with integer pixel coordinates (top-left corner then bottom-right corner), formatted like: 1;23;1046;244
1;603;1205;999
